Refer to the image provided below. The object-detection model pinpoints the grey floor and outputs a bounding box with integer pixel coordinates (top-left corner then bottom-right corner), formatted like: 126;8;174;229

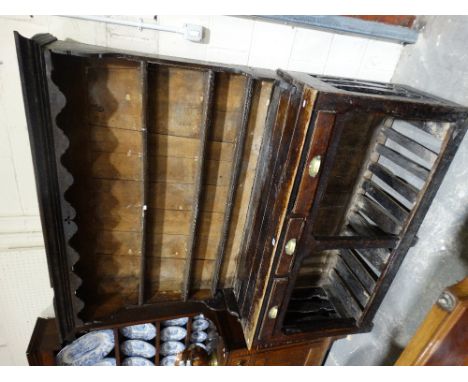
326;16;468;365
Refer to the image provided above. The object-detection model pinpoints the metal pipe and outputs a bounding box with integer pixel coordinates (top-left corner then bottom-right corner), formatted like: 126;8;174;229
250;16;419;45
60;15;204;42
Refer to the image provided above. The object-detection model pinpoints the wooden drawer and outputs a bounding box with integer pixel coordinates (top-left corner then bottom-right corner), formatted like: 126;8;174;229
275;218;305;276
292;111;336;216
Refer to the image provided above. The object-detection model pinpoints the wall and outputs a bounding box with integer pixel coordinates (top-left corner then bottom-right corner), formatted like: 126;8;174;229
0;15;403;365
326;15;468;365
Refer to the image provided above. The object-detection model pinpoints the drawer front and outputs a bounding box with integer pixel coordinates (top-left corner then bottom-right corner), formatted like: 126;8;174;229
293;111;336;216
258;278;288;341
275;218;305;276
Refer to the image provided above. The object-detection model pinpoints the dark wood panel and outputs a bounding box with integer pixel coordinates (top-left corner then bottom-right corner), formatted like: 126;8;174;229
293;111;336;215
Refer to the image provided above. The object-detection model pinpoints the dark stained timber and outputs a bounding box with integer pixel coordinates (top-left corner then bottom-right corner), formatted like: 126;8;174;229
211;76;254;295
384;127;438;166
358;195;402;235
339;249;376;293
369;162;419;204
334;256;370;308
362;179;409;224
376;144;430;180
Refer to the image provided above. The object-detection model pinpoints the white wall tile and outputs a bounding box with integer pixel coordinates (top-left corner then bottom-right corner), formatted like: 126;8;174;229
206;16;253;65
0;157;22;216
105;15;158;53
357;40;403;82
324;34;369;78
7;126;39;215
0;249;54;365
248;21;295;70
288;28;334;74
157;15;211;61
207;47;250;66
355;68;395;82
47;17;107;46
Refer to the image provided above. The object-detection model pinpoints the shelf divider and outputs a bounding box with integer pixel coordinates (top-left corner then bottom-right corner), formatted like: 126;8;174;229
138;61;149;305
211;76;254;296
182;70;215;301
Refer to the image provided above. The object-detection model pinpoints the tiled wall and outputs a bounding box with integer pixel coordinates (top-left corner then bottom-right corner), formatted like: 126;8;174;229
0;15;403;365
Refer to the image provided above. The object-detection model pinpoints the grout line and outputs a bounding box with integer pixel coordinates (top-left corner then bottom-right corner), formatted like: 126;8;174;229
322;33;336;75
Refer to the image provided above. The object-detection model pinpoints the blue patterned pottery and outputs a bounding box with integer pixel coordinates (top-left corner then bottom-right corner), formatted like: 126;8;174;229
161;326;187;341
92;357;116;366
56;329;114;366
192;342;207;352
122;357;155;366
120;324;156;340
162;317;188;326
121;340;156;358
190;330;207;343
160;341;185;356
160;355;178;366
191;319;209;331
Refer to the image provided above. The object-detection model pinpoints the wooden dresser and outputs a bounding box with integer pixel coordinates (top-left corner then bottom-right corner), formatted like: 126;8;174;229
15;31;468;364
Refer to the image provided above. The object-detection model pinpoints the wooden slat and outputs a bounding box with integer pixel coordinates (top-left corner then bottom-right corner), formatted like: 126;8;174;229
340;249;376;294
328;270;362;320
139;61;149;305
369;162;419;203
155;321;161;366
376;144;430;180
113;328;121;366
407;120;446;142
314;235;399;250
362;179;409;224
182;70;215;300
384;127;438;166
334;256;370;308
358;195;402;235
211;76;254;295
185;317;193;348
353;248;390;275
347;212;387;238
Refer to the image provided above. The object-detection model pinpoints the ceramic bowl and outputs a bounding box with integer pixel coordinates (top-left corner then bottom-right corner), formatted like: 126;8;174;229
160;355;178;366
206;329;218;341
191;319;209;332
161;326;187;342
120;323;156;340
190;330;207;343
92;357;116;366
121;340;156;358
205;339;218;354
160;341;185;356
192;342;207;352
56;329;114;366
122;357;155;366
162;317;189;327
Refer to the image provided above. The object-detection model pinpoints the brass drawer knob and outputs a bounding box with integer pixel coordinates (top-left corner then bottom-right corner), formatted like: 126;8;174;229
285;238;297;256
308;155;321;178
268;306;278;319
